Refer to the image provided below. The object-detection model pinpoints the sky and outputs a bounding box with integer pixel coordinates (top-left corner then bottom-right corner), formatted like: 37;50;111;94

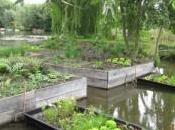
24;0;46;4
11;0;46;4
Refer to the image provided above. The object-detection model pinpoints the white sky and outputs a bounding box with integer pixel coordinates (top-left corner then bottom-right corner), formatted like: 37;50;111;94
24;0;46;4
11;0;46;4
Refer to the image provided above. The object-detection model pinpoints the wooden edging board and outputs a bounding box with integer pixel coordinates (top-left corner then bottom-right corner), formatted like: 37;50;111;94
0;77;87;126
47;62;154;89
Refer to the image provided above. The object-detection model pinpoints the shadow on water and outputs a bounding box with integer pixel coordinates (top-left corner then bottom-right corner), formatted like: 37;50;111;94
79;85;175;130
0;122;39;130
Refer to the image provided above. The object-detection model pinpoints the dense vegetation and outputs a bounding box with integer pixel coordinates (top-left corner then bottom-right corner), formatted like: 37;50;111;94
0;0;51;32
145;74;175;86
0;0;175;97
46;0;175;57
1;0;175;62
43;99;123;130
0;57;73;98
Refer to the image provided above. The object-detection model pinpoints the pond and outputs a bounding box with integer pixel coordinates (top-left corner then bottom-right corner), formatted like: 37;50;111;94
79;85;175;130
0;34;48;47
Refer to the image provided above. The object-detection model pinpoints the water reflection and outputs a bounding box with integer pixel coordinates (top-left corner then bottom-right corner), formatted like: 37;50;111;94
83;86;175;130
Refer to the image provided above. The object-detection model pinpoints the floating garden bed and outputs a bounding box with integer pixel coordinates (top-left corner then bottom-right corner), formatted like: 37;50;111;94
47;57;154;89
138;74;175;91
0;57;87;125
24;99;143;130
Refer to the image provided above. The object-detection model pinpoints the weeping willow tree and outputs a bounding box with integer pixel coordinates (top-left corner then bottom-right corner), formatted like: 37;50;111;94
48;0;120;39
95;0;119;40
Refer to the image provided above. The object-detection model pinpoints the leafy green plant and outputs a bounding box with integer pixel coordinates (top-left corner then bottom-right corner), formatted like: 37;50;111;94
0;57;74;98
107;57;131;66
92;61;103;69
43;99;122;130
0;44;41;58
145;74;175;86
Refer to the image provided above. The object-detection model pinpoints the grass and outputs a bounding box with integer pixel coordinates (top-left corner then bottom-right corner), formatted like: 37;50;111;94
0;44;42;57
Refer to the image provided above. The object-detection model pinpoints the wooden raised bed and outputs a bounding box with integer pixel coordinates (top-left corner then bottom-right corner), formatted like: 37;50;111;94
24;106;143;130
47;62;154;89
0;77;87;125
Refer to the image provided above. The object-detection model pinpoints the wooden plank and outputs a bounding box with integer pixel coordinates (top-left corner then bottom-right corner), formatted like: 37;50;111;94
47;64;108;80
0;78;87;125
36;78;86;101
0;111;15;126
108;62;154;81
35;78;87;107
0;91;35;113
88;78;108;89
108;62;154;88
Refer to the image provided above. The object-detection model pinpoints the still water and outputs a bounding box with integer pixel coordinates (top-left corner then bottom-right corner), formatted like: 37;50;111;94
0;122;38;130
80;85;175;130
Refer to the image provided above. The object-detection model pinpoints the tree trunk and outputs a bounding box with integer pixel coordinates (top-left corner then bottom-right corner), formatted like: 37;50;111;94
120;2;129;54
154;26;163;66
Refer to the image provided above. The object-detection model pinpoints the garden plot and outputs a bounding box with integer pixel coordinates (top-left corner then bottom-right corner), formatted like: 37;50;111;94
24;99;143;130
47;57;154;89
0;57;87;125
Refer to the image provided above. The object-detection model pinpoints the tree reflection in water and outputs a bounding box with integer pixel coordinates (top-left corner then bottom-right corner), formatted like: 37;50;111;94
112;89;175;130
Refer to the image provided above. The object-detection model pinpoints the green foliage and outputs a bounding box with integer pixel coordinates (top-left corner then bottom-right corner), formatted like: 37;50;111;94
0;44;41;57
145;74;175;86
0;0;14;28
172;0;175;9
154;54;161;67
107;57;131;66
92;61;103;69
15;4;51;31
0;57;73;98
43;99;121;130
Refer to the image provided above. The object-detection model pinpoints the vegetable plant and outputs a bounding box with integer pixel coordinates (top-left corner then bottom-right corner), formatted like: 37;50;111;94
43;99;123;130
0;57;73;98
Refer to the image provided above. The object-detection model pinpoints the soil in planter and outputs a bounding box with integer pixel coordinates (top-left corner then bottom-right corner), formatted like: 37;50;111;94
49;56;151;70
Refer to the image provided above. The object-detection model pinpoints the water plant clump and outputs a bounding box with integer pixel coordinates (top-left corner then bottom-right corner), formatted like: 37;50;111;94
43;99;123;130
0;57;73;98
145;74;175;86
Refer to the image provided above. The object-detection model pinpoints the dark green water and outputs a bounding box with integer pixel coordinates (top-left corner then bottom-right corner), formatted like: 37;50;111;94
82;85;175;130
0;122;38;130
